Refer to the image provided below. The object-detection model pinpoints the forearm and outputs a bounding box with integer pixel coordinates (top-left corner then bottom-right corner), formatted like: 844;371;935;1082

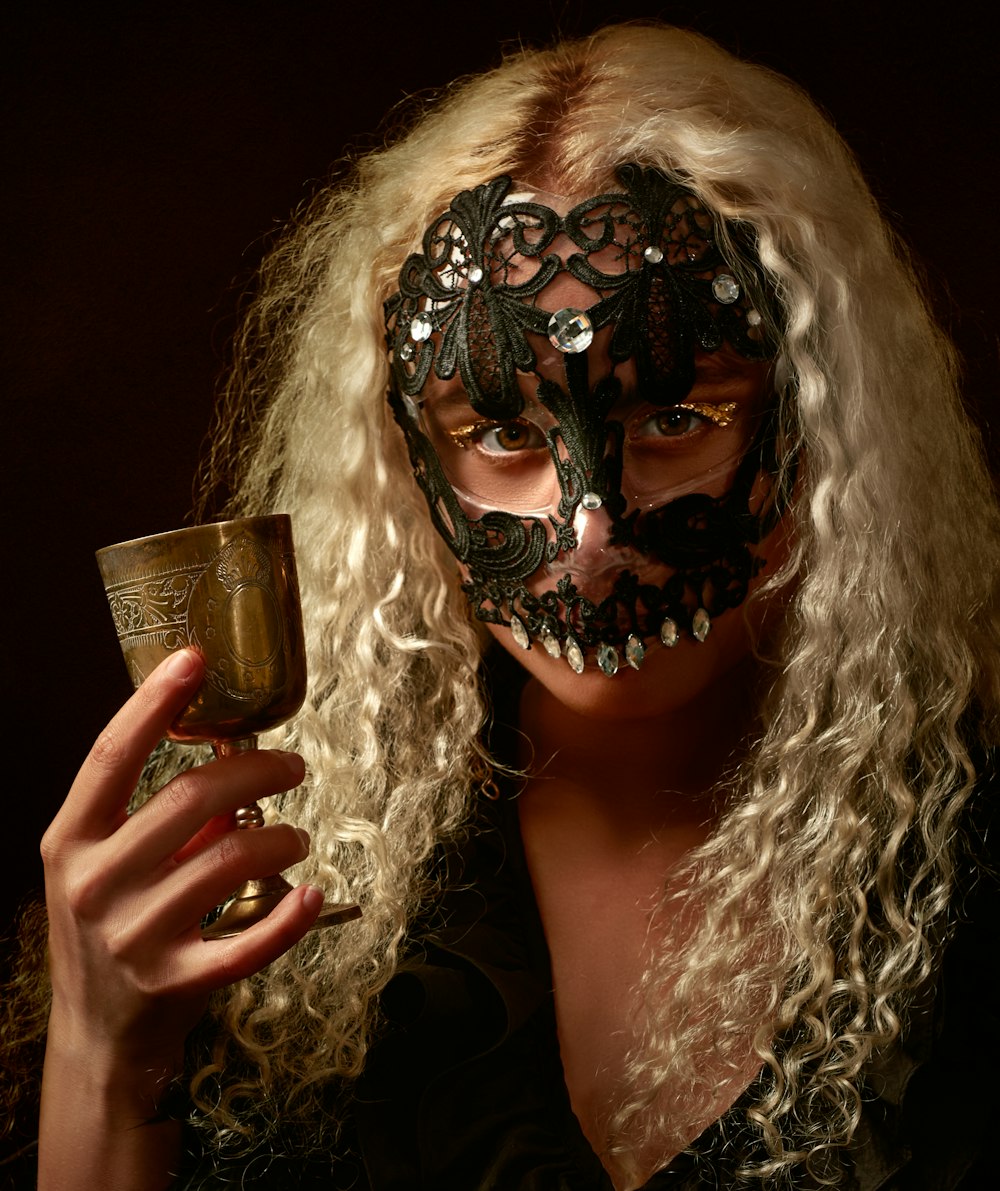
38;1038;184;1191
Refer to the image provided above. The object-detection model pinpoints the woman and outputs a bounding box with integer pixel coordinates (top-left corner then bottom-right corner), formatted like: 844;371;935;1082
18;22;1000;1189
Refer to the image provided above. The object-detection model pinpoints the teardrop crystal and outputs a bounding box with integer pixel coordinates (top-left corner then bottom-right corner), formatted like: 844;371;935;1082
660;618;679;648
692;608;711;642
597;643;619;677
625;635;645;670
565;637;585;674
541;631;562;659
510;615;530;650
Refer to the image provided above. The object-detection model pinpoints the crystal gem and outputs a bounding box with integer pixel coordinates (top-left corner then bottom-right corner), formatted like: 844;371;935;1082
510;614;530;650
541;631;562;659
597;643;619;677
410;312;433;342
625;635;645;670
581;491;602;511
660;617;679;648
398;342;415;361
692;608;711;642
565;637;585;674
746;309;762;326
643;245;664;264
467;265;484;284
547;308;594;354
711;274;740;305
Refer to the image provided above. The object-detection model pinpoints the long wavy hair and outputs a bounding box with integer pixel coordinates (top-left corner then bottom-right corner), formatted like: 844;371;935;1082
6;21;999;1187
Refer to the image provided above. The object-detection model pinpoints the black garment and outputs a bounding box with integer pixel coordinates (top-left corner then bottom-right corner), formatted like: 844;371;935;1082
172;785;997;1189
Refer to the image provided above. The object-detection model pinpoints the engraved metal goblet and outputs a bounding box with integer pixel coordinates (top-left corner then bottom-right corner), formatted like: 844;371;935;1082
96;515;360;939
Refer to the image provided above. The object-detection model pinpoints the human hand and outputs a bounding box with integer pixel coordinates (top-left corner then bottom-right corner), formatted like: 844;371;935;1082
40;648;323;1076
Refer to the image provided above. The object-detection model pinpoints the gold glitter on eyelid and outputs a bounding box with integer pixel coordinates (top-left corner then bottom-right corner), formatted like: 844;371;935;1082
675;401;738;427
445;400;738;448
446;420;510;448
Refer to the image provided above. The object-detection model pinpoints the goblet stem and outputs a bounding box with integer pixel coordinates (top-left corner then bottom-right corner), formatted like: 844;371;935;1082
201;736;362;941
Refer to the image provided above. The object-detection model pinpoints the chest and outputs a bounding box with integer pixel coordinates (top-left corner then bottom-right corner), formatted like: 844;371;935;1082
515;787;758;1173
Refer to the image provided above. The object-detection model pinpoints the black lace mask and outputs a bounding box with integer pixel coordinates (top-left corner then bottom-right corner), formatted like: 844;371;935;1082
385;165;783;676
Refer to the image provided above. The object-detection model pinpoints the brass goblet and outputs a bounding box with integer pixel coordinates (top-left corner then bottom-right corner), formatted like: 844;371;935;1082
96;515;361;939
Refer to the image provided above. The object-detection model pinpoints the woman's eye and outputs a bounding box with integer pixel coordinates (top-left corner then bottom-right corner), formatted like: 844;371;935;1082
632;408;702;440
651;408;700;437
472;420;546;453
632;402;737;442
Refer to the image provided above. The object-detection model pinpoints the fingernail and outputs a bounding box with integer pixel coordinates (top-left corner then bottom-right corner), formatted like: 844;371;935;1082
302;885;324;913
295;827;311;850
165;649;199;682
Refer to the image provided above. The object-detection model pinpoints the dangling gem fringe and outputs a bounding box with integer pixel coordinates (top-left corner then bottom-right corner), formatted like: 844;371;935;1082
625;635;645;670
565;636;585;674
660;618;679;647
692;608;711;642
597;643;619;677
540;631;562;659
510;615;530;650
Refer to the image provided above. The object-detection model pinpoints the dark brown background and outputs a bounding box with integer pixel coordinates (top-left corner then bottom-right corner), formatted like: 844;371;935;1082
3;1;997;939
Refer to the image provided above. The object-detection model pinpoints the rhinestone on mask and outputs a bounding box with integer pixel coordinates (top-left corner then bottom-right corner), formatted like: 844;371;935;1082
660;618;679;648
510;615;531;650
398;342;415;362
597;643;619;677
643;245;664;264
541;631;562;659
565;636;585;674
581;491;603;511
625;635;645;670
547;308;594;354
711;274;740;305
467;265;484;284
410;312;434;342
692;608;712;642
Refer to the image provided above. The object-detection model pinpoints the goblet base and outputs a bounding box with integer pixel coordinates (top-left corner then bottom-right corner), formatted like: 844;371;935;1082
202;875;362;940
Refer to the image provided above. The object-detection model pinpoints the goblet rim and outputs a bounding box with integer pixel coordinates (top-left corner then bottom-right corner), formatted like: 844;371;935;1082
95;512;293;558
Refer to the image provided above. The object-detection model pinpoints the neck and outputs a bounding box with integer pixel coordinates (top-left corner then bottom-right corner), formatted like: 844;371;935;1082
516;657;762;836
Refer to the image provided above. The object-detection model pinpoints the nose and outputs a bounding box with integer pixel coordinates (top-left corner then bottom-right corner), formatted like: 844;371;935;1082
570;499;615;558
543;497;638;582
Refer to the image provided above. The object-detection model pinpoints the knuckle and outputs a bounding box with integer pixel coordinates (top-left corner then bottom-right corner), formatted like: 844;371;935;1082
213;941;245;986
88;724;130;773
157;771;206;819
39;823;67;867
62;865;109;921
212;829;246;872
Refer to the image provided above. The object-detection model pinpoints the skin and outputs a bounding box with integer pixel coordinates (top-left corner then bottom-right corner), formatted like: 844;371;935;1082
38;649;322;1190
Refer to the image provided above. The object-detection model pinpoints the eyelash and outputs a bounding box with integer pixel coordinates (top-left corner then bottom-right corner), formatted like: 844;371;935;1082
446;419;545;452
445;401;738;450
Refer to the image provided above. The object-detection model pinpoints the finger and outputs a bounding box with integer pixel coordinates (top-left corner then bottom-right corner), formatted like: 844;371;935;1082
118;749;306;871
170;811;237;864
51;650;206;843
141;824;313;938
178;884;327;992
